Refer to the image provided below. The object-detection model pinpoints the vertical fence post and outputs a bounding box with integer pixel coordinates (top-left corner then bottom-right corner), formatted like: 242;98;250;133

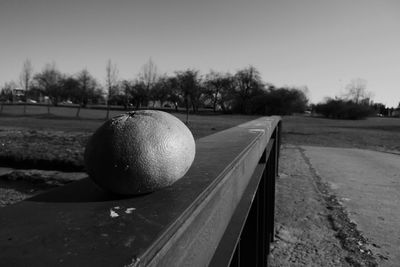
259;162;267;265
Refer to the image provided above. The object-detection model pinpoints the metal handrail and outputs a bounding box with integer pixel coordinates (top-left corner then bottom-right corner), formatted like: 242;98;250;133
0;116;281;267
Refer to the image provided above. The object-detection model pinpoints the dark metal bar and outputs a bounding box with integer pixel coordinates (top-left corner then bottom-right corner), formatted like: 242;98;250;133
258;167;267;264
209;164;266;267
240;193;258;266
210;140;275;267
270;130;279;243
266;153;272;253
255;189;260;266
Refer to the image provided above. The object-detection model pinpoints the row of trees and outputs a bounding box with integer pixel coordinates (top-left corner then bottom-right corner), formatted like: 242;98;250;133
1;61;104;105
1;59;309;116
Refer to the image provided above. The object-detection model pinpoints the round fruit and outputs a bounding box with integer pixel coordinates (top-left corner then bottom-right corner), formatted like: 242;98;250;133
84;110;195;195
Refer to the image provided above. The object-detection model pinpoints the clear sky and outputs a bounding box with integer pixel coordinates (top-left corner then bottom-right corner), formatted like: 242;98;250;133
1;0;399;106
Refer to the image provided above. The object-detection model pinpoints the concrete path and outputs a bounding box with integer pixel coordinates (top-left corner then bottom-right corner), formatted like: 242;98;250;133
302;146;400;266
269;146;351;266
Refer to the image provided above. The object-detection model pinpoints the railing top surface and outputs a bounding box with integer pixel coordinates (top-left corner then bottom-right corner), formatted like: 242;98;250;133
0;116;281;266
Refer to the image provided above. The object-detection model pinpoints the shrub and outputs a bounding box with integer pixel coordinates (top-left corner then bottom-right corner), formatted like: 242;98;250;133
315;99;374;119
240;87;308;115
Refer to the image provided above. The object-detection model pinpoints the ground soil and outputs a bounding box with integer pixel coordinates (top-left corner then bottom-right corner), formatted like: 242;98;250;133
0;128;89;171
0;167;87;207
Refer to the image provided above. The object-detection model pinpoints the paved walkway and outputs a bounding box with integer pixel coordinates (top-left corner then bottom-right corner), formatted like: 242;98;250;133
303;146;400;266
271;145;400;266
269;145;350;266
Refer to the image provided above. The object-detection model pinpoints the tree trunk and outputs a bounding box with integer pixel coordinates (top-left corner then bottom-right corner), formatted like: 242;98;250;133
192;102;196;113
221;103;226;113
213;95;219;112
76;105;81;118
125;94;129;110
106;103;110;120
185;95;190;124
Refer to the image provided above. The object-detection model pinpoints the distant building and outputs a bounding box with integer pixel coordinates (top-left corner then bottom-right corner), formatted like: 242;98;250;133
12;88;26;102
392;108;400;117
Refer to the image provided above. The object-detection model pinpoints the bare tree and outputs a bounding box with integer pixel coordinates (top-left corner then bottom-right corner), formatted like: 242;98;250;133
121;79;134;110
345;78;371;104
105;59;119;119
176;69;201;123
76;69;98;117
152;75;173;108
167;77;181;111
131;80;149;109
234;66;264;114
19;59;33;114
138;58;159;106
205;71;235;112
33;62;62;114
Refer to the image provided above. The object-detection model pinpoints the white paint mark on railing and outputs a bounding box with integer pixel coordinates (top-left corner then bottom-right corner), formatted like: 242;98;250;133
125;208;136;214
110;209;119;218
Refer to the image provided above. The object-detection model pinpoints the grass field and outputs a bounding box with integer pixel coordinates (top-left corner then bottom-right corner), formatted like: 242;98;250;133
1;103;123;119
2;105;399;171
0;105;259;171
0;104;259;137
0;106;260;206
282;115;400;153
1;106;399;207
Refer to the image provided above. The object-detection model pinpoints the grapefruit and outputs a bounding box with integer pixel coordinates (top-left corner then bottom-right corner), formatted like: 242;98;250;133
84;110;195;195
